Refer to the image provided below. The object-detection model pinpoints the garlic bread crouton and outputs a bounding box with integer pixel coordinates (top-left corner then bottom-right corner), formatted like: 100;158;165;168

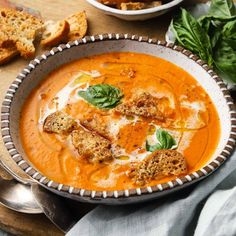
115;93;165;121
129;150;187;185
71;128;113;163
41;20;70;47
43;111;77;135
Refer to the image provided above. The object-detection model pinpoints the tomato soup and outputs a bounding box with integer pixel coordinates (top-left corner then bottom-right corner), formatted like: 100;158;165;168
20;52;220;190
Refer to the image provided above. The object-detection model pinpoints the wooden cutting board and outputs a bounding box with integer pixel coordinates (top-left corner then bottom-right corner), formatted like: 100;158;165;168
0;0;212;235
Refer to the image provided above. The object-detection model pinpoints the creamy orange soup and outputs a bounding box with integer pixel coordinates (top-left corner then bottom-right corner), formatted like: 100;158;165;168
20;52;220;190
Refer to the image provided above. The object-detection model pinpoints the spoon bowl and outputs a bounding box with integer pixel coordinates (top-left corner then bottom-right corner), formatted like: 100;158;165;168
0;177;42;214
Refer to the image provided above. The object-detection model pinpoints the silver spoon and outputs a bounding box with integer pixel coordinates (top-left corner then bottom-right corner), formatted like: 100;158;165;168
0;159;42;214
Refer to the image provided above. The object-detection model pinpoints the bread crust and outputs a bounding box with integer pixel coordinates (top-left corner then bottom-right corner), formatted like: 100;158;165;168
41;20;70;47
66;11;87;41
0;46;18;65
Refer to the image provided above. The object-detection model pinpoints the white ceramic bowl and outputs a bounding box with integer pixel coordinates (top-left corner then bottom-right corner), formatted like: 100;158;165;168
1;34;235;204
86;0;184;21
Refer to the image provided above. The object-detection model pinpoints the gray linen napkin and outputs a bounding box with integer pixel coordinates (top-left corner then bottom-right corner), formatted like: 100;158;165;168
67;150;236;236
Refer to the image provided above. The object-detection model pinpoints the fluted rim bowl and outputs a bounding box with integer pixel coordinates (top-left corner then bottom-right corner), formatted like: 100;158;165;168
1;34;236;205
86;0;184;20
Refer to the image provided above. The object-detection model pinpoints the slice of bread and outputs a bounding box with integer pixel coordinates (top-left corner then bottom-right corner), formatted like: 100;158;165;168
66;11;87;41
41;20;70;47
0;46;18;65
0;8;43;58
129;150;187;185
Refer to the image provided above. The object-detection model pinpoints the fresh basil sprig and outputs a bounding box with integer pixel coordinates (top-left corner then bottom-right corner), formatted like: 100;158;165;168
146;129;177;152
198;0;236;39
205;0;236;20
171;0;236;84
171;8;213;66
214;20;236;83
78;84;123;109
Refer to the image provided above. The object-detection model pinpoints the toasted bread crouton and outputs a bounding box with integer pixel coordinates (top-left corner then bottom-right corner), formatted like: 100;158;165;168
0;46;18;65
120;1;161;10
115;93;165;121
66;11;87;41
100;0;150;5
0;8;43;58
129;150;187;185
120;2;145;10
80;115;110;140
71;128;113;163
41;20;70;47
43;111;77;135
147;1;162;7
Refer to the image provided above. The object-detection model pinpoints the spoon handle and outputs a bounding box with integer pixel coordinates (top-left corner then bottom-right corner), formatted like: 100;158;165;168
0;159;34;185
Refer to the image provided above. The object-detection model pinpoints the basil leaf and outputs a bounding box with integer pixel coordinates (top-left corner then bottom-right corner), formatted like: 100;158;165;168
146;129;177;152
198;0;236;33
171;8;213;65
208;0;236;19
146;142;162;152
213;20;236;83
78;84;123;109
156;129;177;149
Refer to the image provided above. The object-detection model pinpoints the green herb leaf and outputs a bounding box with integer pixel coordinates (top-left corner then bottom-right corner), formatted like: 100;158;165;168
198;0;236;39
213;20;236;83
208;0;236;19
171;8;213;65
146;129;177;152
78;84;123;109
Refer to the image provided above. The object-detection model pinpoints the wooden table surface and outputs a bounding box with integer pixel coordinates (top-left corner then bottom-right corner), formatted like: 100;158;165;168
0;0;214;235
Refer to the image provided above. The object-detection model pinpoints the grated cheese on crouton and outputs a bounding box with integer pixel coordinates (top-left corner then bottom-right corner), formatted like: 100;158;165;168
128;150;187;185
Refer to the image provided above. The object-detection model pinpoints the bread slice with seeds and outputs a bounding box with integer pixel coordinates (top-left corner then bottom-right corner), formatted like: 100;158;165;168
43;111;77;135
71;127;113;164
128;150;187;185
115;93;165;121
0;8;43;58
41;20;70;47
66;11;87;41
